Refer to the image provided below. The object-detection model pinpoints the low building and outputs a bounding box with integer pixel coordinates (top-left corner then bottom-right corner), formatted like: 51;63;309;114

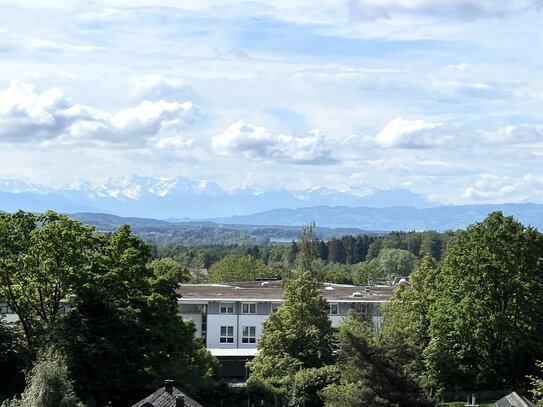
176;279;398;379
492;391;535;407
131;380;204;407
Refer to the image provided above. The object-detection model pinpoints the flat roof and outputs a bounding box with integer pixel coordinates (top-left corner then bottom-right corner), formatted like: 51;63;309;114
177;281;399;303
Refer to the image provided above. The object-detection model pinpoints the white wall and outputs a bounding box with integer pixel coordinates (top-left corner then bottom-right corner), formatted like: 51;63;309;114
207;314;238;348
237;314;268;348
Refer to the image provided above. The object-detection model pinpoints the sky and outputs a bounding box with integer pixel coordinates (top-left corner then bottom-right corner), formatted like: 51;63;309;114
0;0;542;204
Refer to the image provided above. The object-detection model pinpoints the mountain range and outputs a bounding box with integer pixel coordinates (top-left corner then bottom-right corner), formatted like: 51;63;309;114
3;176;543;232
0;175;434;219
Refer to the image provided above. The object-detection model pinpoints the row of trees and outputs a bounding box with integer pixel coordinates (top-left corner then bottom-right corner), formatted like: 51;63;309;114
0;211;220;406
246;212;543;406
156;230;452;274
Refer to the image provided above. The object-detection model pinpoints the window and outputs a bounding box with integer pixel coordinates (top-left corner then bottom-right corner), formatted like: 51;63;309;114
220;326;234;343
179;304;203;314
271;302;281;313
0;305;13;314
242;326;256;343
220;302;234;314
329;303;339;315
242;302;257;314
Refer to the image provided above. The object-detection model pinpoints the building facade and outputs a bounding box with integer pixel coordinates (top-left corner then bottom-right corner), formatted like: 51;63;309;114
177;280;397;360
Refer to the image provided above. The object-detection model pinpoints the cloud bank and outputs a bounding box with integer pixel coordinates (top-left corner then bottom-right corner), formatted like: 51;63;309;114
0;80;198;149
212;120;337;164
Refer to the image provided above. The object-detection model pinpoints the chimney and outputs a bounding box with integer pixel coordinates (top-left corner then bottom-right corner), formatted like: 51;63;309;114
165;379;174;395
176;395;185;407
465;393;478;407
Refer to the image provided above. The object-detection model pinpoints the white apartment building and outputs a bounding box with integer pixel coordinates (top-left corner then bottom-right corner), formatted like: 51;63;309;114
176;279;397;378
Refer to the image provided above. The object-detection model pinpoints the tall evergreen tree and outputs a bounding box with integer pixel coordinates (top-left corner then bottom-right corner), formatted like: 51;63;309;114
248;272;334;402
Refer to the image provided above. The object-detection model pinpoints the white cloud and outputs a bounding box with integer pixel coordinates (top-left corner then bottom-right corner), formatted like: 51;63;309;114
211;120;337;164
134;75;196;102
376;117;453;148
481;125;543;145
349;0;541;20
374;118;543;149
0;80;198;149
462;173;543;202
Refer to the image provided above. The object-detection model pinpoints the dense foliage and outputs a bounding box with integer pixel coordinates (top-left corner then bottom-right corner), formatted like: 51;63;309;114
2;347;83;407
381;212;543;401
3;210;542;406
0;211;220;406
247;272;334;405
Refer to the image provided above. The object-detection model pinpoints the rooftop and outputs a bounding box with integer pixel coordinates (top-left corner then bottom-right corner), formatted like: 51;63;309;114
131;381;204;407
493;391;535;407
176;280;400;303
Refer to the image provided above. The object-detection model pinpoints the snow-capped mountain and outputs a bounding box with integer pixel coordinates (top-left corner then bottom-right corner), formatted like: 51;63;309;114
0;179;51;194
62;175;225;201
0;175;435;219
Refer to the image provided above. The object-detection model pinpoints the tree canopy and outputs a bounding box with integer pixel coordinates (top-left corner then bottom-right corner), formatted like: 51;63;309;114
208;254;268;282
0;211;220;406
247;271;334;404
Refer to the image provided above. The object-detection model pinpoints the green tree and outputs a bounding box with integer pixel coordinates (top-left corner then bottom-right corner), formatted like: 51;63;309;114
53;225;218;406
147;257;189;286
298;221;319;276
0;319;28;403
529;361;543;407
3;347;83;407
323;263;352;284
374;248;418;277
379;256;440;396
327;238;346;264
0;211;97;349
248;272;334;403
351;261;380;286
425;212;543;392
322;312;428;407
208;254;268;283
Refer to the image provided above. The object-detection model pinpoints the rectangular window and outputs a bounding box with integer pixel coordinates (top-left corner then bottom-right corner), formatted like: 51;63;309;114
179;304;203;314
241;326;256;343
271;302;281;313
242;302;257;314
220;303;235;314
220;326;234;343
0;305;13;314
329;303;339;315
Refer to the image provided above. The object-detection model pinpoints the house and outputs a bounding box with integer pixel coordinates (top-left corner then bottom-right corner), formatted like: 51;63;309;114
491;391;535;407
176;279;398;379
131;380;204;407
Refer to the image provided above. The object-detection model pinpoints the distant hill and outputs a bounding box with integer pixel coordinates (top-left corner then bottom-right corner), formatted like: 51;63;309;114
68;212;380;246
207;203;543;231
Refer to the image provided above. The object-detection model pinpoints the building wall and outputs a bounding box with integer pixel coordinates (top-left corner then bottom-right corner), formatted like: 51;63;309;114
207;314;238;348
182;298;386;349
206;301;272;348
237;314;268;348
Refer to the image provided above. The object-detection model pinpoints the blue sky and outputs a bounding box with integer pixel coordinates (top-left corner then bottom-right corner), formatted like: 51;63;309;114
0;0;543;204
